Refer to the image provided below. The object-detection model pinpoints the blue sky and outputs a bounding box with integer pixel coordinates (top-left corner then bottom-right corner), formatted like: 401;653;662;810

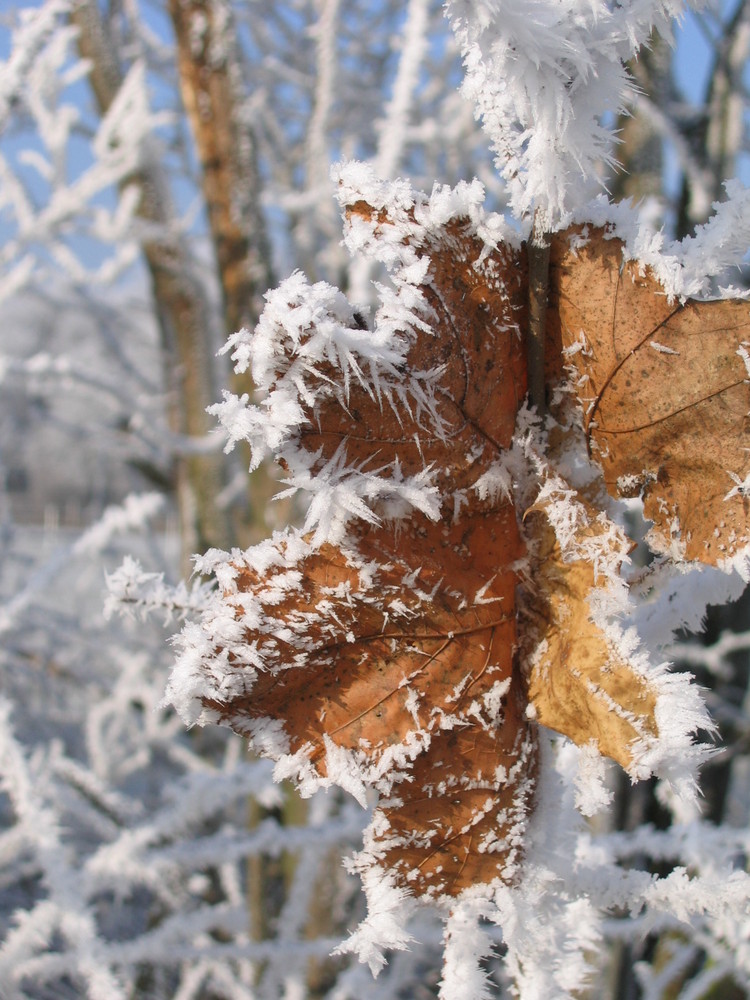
674;7;713;101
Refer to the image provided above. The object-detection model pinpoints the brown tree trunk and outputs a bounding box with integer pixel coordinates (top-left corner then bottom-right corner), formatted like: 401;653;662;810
168;0;283;545
167;0;274;339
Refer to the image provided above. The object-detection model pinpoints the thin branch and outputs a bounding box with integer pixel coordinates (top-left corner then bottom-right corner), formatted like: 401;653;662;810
527;213;550;417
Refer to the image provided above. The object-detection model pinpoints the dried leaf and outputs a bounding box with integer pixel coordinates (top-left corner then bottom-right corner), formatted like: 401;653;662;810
521;484;657;773
193;198;537;896
294;212;528;498
547;228;750;563
172;187;740;904
368;714;535;897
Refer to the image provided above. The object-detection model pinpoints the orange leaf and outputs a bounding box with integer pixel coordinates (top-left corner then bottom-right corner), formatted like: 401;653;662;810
204;522;534;897
186;195;537;897
294;213;528;500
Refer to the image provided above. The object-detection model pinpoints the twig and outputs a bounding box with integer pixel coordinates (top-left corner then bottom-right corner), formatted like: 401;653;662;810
527;213;551;417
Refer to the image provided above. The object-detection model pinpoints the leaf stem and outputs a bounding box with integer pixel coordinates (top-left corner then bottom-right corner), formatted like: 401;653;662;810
527;215;551;417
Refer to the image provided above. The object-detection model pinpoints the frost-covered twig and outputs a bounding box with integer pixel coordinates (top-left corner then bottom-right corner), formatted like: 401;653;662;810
0;699;130;1000
0;493;164;636
104;555;215;624
445;0;687;226
0;0;71;132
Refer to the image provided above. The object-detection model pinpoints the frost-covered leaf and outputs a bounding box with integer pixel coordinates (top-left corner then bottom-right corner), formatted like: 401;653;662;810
170;182;538;899
547;227;750;564
168;172;731;910
192;527;535;900
212;168;528;546
522;483;658;773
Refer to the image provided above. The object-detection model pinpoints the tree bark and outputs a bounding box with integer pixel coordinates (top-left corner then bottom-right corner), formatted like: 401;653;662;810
167;0;274;339
167;0;285;544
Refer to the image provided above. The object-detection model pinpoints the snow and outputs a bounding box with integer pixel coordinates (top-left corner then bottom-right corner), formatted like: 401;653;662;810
334;867;416;976
439;897;496;1000
445;0;685;229
572;743;614;817
570;183;750;300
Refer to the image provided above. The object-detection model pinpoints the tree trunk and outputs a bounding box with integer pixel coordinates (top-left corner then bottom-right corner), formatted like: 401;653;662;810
167;0;274;339
168;0;284;545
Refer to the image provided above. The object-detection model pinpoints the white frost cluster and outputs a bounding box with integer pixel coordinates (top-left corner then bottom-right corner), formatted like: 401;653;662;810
445;0;688;228
570;184;750;300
